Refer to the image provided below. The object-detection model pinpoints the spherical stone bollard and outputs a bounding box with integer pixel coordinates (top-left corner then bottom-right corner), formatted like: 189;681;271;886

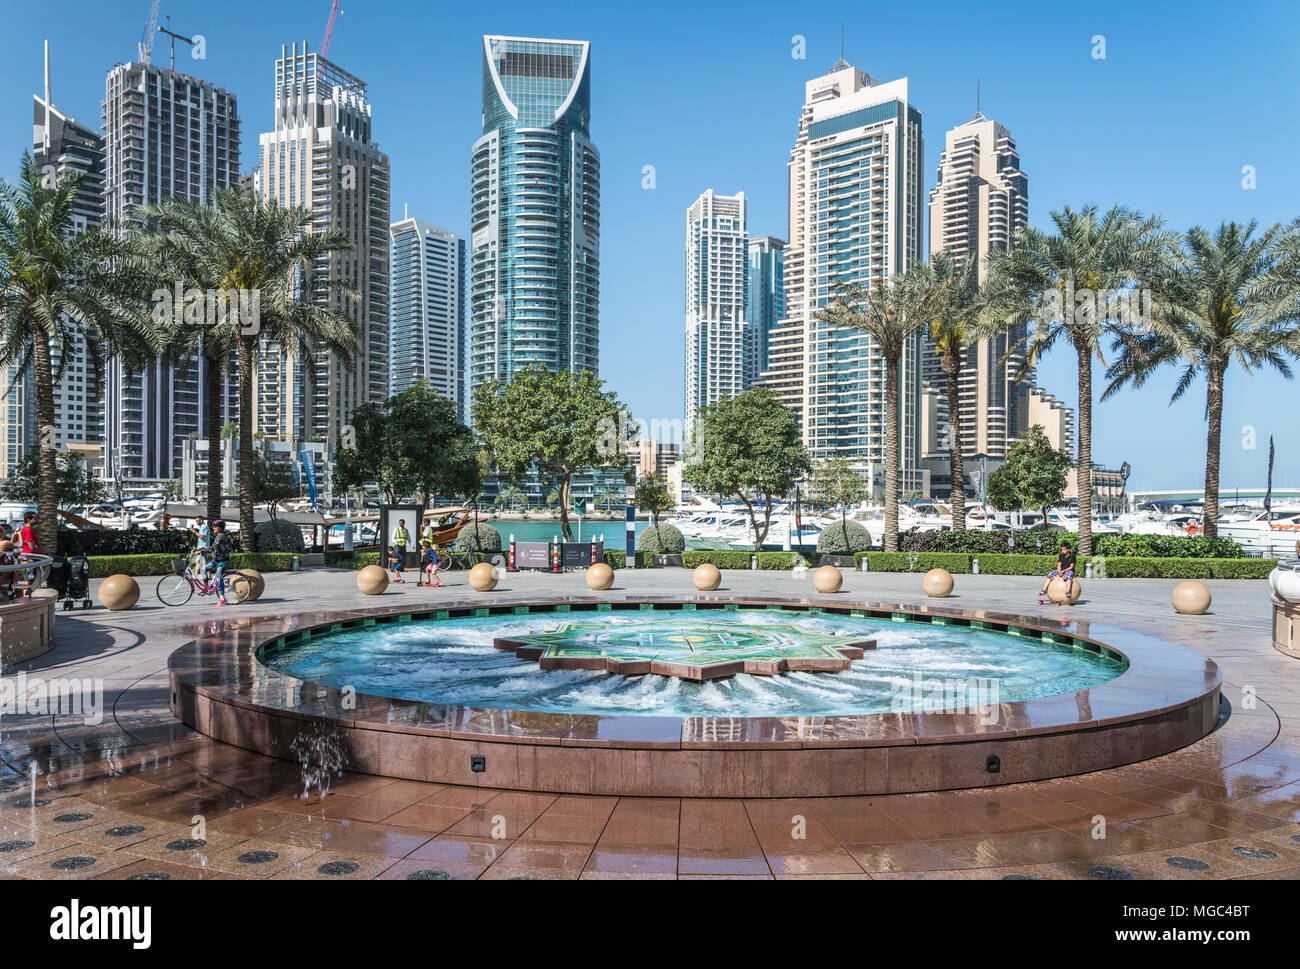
356;565;389;596
586;562;614;591
1171;580;1211;615
99;574;140;611
692;563;721;592
1047;577;1082;605
922;568;954;598
242;569;265;602
813;565;843;594
469;562;499;592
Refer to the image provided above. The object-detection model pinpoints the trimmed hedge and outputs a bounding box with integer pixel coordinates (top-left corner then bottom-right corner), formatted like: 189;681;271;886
58;530;199;557
852;550;1276;579
856;552;975;574
455;522;503;553
637;523;685;554
902;529;1244;559
816;520;872;554
254;518;305;553
1096;556;1276;579
966;554;1063;576
87;552;297;578
682;550;807;570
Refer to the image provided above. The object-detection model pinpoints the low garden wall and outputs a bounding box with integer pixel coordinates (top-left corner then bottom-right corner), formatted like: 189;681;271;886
0;589;57;664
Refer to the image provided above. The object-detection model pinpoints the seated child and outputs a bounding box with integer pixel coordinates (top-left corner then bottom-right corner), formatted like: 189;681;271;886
1039;541;1077;599
386;545;406;583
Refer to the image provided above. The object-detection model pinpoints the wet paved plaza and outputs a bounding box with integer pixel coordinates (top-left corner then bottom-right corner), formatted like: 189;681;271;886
2;567;1298;880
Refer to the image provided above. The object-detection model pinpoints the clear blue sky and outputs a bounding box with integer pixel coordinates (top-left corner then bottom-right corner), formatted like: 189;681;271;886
4;0;1298;491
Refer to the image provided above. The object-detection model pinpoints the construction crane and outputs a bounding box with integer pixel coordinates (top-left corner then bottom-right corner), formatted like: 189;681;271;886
138;0;159;64
320;0;341;57
157;16;196;71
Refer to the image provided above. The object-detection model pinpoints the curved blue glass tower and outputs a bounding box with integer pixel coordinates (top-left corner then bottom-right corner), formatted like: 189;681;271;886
470;35;600;410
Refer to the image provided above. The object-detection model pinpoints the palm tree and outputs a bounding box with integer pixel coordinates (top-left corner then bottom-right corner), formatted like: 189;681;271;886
0;155;160;551
601;485;622;514
136;190;358;548
495;483;525;513
1103;221;1300;537
925;252;980;532
814;266;942;552
982;205;1171;555
137;202;238;522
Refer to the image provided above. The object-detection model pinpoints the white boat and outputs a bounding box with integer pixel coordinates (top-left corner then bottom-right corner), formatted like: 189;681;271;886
1217;506;1300;558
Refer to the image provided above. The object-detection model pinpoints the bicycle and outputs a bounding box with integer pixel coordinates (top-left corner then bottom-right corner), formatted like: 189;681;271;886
427;545;456;571
155;554;252;607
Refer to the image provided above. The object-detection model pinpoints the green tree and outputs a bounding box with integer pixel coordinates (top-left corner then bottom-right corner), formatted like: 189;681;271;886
982;204;1171;555
926;251;982;532
0;154;160;551
808;456;867;533
3;449;104;507
636;473;676;543
334;380;479;532
139;215;238;522
684;386;812;552
250;447;299;534
985;425;1072;525
814;267;943;552
1104;221;1300;538
136;189;359;550
333;401;389;501
472;366;633;541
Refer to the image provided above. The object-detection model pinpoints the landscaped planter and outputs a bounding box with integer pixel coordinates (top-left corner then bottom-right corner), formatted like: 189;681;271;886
652;553;683;568
1269;560;1300;603
1272;560;1300;660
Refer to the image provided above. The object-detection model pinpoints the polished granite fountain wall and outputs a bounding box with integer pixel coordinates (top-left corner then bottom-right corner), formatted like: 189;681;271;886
168;594;1223;798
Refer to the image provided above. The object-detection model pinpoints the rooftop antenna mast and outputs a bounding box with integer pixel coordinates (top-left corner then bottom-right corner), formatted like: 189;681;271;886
42;39;51;153
138;0;159;64
321;0;341;57
157;16;196;71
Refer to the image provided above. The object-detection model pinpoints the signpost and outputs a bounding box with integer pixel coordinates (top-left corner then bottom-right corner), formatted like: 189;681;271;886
626;485;636;561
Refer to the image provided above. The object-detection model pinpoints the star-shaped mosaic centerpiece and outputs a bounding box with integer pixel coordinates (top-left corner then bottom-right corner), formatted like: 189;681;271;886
493;617;875;681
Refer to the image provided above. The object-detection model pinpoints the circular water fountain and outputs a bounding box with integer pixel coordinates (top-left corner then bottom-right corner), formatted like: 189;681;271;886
169;594;1222;797
259;608;1126;719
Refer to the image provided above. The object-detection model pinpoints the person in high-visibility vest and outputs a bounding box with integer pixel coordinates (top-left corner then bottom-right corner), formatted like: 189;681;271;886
392;519;411;553
421;518;436;547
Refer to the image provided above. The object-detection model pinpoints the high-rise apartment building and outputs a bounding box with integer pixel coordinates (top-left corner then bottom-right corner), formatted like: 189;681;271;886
258;42;391;443
684;190;748;431
925;113;1031;459
469;35;600;412
389;218;467;418
746;234;786;385
0;45;108;481
763;60;926;484
101;60;240;483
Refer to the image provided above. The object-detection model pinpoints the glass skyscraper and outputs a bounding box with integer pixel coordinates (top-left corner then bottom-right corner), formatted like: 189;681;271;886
746;234;786;386
684;190;748;436
389;218;467;420
469;35;600;414
764;61;926;488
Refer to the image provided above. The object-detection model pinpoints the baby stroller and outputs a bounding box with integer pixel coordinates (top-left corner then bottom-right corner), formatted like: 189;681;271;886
64;555;92;609
47;555;92;610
